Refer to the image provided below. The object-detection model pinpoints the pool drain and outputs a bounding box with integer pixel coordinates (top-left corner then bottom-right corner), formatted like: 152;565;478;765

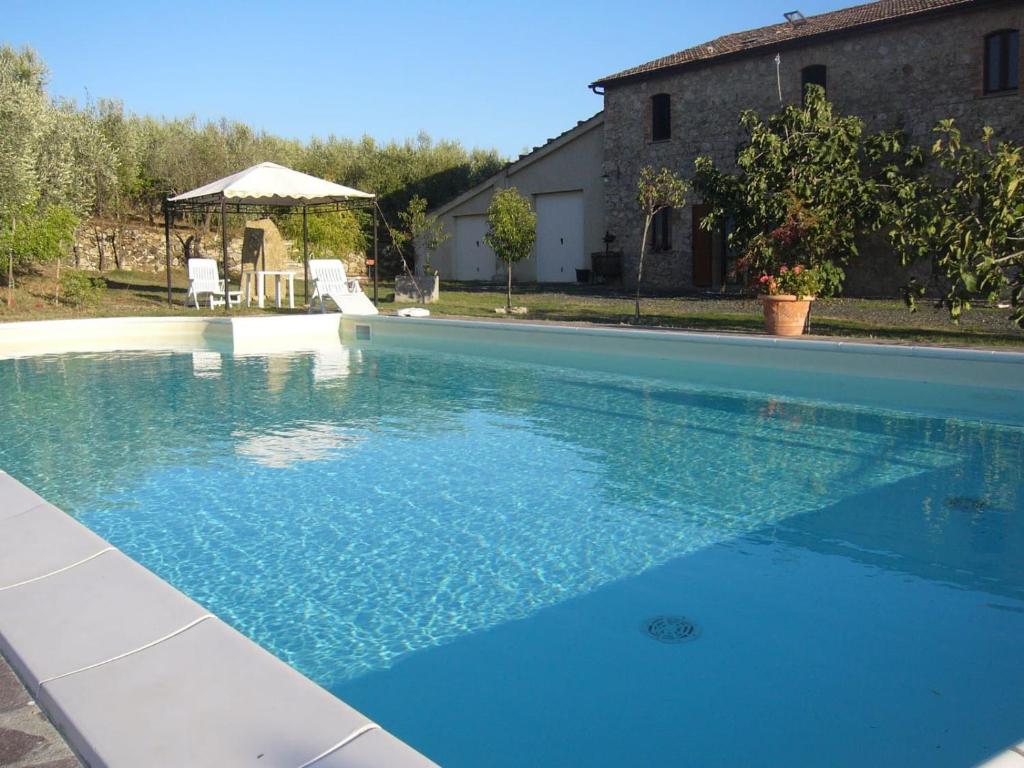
644;616;698;643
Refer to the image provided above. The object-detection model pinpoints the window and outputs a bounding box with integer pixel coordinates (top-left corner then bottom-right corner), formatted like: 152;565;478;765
984;30;1019;93
651;93;671;141
801;65;827;103
651;208;672;251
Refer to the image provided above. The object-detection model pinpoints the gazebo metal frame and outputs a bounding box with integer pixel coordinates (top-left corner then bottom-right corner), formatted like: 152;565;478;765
162;192;379;310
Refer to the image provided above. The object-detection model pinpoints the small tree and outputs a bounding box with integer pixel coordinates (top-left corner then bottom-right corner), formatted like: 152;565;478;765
887;121;1024;326
485;187;536;311
635;167;689;322
694;86;910;296
398;195;450;276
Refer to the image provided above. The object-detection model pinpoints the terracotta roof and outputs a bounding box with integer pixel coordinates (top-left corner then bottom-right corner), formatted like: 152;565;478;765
591;0;981;87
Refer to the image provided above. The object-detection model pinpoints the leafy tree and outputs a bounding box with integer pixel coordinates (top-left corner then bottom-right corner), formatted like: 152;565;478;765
485;187;536;311
694;86;913;296
887;121;1024;326
635;166;689;321
0;45;507;281
276;210;365;260
0;204;76;267
0;45;48;303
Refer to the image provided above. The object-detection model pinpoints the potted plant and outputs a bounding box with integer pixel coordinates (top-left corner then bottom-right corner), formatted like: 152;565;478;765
758;264;824;336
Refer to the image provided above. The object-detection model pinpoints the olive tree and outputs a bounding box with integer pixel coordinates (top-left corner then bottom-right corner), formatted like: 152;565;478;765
635;166;689;322
0;46;48;304
887;121;1024;326
485;187;536;311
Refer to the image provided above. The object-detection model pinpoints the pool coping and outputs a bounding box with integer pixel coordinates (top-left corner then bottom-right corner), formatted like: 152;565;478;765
2;312;1024;362
0;470;438;768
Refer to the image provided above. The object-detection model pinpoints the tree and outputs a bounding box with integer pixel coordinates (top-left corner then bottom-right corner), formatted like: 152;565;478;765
397;195;450;275
887;121;1024;326
276;210;365;261
635;166;689;322
485;187;536;311
0;45;48;304
0;45;509;285
693;86;912;296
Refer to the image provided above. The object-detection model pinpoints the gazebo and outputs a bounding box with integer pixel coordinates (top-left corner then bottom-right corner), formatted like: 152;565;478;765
162;162;377;308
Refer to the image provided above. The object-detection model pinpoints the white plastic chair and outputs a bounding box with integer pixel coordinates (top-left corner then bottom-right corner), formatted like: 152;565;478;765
308;259;376;314
186;259;240;309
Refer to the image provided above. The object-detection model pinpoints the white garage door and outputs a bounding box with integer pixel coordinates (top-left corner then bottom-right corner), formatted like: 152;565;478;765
454;215;497;281
535;191;584;283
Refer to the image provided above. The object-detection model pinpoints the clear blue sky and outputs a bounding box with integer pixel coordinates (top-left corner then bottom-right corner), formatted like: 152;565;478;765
7;0;852;158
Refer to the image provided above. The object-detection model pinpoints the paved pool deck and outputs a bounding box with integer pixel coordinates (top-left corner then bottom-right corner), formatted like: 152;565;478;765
0;471;437;768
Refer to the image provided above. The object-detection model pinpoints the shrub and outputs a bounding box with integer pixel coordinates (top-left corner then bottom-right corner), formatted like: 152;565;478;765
60;270;106;307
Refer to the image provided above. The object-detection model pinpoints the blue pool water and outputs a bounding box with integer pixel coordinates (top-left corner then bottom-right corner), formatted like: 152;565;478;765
1;339;1022;766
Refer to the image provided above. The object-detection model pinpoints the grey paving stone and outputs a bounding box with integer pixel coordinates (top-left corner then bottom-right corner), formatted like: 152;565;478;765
0;726;45;764
40;618;374;768
307;728;439;768
0;551;208;696
0;652;80;768
0;658;31;714
0;505;109;590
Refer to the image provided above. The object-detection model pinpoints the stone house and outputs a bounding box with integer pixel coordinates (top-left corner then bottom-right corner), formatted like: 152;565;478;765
590;0;1022;295
428;113;605;283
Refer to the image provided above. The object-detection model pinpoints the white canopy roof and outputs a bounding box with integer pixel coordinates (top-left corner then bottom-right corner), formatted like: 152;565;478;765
168;161;374;207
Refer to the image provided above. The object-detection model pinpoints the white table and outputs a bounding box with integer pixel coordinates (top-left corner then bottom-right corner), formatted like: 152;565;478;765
244;271;295;309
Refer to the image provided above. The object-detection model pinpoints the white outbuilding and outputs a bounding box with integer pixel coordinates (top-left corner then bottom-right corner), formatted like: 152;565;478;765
428;113;606;284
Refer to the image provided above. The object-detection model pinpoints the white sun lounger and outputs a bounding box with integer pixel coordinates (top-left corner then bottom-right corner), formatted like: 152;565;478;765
308;259;378;315
186;259;241;309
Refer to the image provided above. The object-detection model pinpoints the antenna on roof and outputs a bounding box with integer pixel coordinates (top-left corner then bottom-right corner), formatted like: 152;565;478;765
784;10;807;27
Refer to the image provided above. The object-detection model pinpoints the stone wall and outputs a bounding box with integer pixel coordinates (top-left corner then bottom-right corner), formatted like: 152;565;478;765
70;219;366;277
602;2;1023;295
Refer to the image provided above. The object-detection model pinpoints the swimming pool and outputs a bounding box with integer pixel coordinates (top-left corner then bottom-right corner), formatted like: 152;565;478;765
1;324;1022;766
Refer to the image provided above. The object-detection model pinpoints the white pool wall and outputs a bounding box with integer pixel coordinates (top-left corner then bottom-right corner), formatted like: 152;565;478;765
343;316;1024;424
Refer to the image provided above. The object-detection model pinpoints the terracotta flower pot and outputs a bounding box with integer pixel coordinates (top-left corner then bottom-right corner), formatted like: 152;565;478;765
762;294;814;336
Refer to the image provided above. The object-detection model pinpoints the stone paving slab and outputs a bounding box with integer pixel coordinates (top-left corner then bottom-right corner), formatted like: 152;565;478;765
0;652;80;767
0;472;437;767
0;551;208;697
40;618;381;767
307;728;437;768
0;504;109;589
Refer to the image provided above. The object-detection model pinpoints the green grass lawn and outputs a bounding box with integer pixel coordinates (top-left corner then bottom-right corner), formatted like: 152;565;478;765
2;267;1022;349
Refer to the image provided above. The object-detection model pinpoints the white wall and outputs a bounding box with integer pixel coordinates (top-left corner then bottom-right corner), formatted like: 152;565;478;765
431;117;605;283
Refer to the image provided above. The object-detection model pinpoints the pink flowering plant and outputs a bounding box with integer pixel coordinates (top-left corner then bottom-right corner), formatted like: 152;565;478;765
757;264;824;300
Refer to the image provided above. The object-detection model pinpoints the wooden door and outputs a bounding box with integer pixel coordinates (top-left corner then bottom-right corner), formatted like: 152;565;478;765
692;204;712;288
